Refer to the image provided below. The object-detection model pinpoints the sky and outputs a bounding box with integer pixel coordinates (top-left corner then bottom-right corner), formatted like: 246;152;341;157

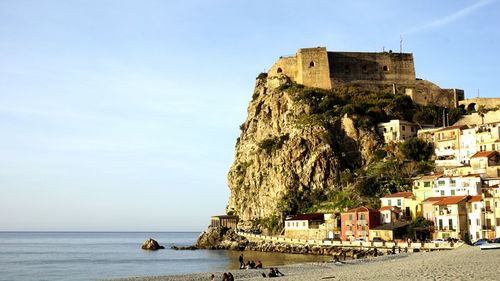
1;0;499;231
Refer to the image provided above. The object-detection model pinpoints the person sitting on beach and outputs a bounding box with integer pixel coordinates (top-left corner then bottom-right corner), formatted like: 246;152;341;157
227;272;234;281
222;272;229;281
239;254;244;269
245;261;251;269
255;260;263;269
210;273;215;281
268;268;277;277
250;260;256;269
274;268;284;276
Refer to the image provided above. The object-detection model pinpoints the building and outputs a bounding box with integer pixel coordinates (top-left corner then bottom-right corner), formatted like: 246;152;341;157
433;196;469;240
432;175;482;197
466;195;484;243
480;186;500;240
421;197;444;221
369;221;409;242
210;215;239;229
284;213;325;240
379;206;402;224
433;125;468;167
377;120;429;143
413;174;442;203
469;151;500;177
380;191;416;219
340;207;380;241
267;47;464;108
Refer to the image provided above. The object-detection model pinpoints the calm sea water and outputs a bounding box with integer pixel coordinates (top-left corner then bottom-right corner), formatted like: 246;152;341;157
0;232;331;281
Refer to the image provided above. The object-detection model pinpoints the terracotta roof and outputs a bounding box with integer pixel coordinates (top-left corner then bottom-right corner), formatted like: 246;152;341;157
485;184;499;189
433;195;468;205
435;125;468;132
379;206;401;212
462;173;483;178
286;213;324;221
468;195;482;203
382;192;413;199
471;151;498;158
344;206;379;213
422;196;447;203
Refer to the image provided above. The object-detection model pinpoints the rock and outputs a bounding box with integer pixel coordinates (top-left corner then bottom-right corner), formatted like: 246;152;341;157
196;226;249;250
171;245;198;250
226;75;380;224
141;238;165;250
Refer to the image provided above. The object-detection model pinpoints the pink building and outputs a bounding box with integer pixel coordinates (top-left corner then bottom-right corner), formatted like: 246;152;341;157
341;207;380;241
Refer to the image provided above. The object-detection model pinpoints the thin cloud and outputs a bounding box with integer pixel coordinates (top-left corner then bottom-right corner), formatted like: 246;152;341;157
405;0;496;34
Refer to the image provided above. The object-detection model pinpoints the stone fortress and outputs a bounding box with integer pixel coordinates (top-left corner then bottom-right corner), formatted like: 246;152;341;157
267;47;465;108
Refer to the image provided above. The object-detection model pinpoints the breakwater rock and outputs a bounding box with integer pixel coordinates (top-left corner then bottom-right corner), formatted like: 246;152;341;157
246;241;382;259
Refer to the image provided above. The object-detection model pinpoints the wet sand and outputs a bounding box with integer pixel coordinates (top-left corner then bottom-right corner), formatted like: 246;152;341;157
107;245;500;281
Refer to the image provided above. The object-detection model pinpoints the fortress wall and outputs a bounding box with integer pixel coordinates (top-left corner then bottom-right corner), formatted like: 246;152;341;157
328;52;416;83
405;80;462;108
459;98;500;111
296;47;332;90
268;56;298;82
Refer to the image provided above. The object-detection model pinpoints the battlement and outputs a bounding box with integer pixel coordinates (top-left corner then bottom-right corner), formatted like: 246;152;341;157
267;47;463;108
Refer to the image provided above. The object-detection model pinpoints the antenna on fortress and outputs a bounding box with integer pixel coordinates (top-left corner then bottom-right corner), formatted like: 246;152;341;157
477;88;480;98
400;35;403;53
382;46;385;52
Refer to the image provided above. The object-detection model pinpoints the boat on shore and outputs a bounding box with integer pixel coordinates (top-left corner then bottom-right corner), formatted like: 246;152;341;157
479;243;500;250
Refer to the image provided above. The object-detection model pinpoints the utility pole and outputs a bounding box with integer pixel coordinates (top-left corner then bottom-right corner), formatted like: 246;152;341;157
400;35;403;53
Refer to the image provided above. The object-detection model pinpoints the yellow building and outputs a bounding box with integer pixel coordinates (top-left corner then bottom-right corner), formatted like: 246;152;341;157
380;191;418;219
412;174;442;217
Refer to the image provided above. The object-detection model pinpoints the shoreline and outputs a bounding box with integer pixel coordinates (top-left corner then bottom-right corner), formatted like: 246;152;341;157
105;245;500;281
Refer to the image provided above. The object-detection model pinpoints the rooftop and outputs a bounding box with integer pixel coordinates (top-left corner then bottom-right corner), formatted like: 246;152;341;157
345;206;379;213
468;195;482;203
371;221;409;230
379;206;402;212
286;213;324;221
382;192;413;199
433;195;468;205
422;196;447;203
471;151;498;158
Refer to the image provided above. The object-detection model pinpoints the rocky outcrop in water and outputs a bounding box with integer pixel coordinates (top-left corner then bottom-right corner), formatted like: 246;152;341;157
141;238;165;250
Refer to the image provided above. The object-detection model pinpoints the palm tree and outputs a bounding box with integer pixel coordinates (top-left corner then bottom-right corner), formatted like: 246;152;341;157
477;105;487;125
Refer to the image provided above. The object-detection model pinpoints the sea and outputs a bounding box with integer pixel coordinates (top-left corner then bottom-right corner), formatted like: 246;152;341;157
0;232;331;281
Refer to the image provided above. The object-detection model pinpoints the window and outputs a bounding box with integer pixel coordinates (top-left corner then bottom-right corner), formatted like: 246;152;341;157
424;181;431;187
287;222;290;227
362;65;368;73
397;199;402;206
349;214;353;220
383;65;389;72
361;226;366;231
402;125;406;131
449;219;453;230
360;214;365;220
439;219;443;230
474;204;477;210
468;219;471;226
477;219;480;225
451;190;455;196
438;180;445;186
440;190;445;196
411;127;415;132
309;61;315;67
277;67;283;73
384;128;387;132
349;225;352;231
388;199;392;206
302;222;306;227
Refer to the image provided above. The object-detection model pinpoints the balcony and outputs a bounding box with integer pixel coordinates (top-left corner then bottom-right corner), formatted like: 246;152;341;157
345;220;353;226
481;226;494;231
345;231;353;235
357;220;367;225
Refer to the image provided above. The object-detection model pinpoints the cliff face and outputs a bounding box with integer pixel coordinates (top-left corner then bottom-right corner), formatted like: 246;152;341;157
226;75;380;227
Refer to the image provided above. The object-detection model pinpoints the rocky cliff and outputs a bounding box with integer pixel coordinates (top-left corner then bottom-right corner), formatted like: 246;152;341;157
226;74;381;229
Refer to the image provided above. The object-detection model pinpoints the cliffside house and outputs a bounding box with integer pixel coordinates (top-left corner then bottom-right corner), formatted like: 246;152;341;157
469;151;500;177
340;207;380;241
480;186;500;240
432;174;482;197
210;215;239;229
377;120;432;143
433;196;468;240
380;192;416;219
421;197;444;221
433;125;468;167
284;213;326;240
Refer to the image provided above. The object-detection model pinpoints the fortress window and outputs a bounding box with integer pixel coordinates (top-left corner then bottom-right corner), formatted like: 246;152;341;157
344;65;350;74
383;65;389;72
277;67;283;73
309;61;315;67
362;65;368;73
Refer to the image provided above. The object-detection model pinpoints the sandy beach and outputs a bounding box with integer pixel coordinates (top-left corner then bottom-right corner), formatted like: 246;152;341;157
107;245;500;281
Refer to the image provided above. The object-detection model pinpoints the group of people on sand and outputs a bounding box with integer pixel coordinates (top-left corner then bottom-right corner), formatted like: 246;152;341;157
238;254;263;270
210;272;234;281
261;267;284;278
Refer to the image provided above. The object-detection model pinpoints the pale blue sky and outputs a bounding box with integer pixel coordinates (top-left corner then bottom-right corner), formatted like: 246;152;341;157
1;0;499;231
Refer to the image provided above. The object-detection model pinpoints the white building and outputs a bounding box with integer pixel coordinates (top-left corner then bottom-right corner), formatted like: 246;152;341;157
380;192;415;218
377;120;429;143
432;175;482;197
466;195;484;243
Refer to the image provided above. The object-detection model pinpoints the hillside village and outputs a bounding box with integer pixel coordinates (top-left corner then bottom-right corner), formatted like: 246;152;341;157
282;111;500;244
218;46;500;246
